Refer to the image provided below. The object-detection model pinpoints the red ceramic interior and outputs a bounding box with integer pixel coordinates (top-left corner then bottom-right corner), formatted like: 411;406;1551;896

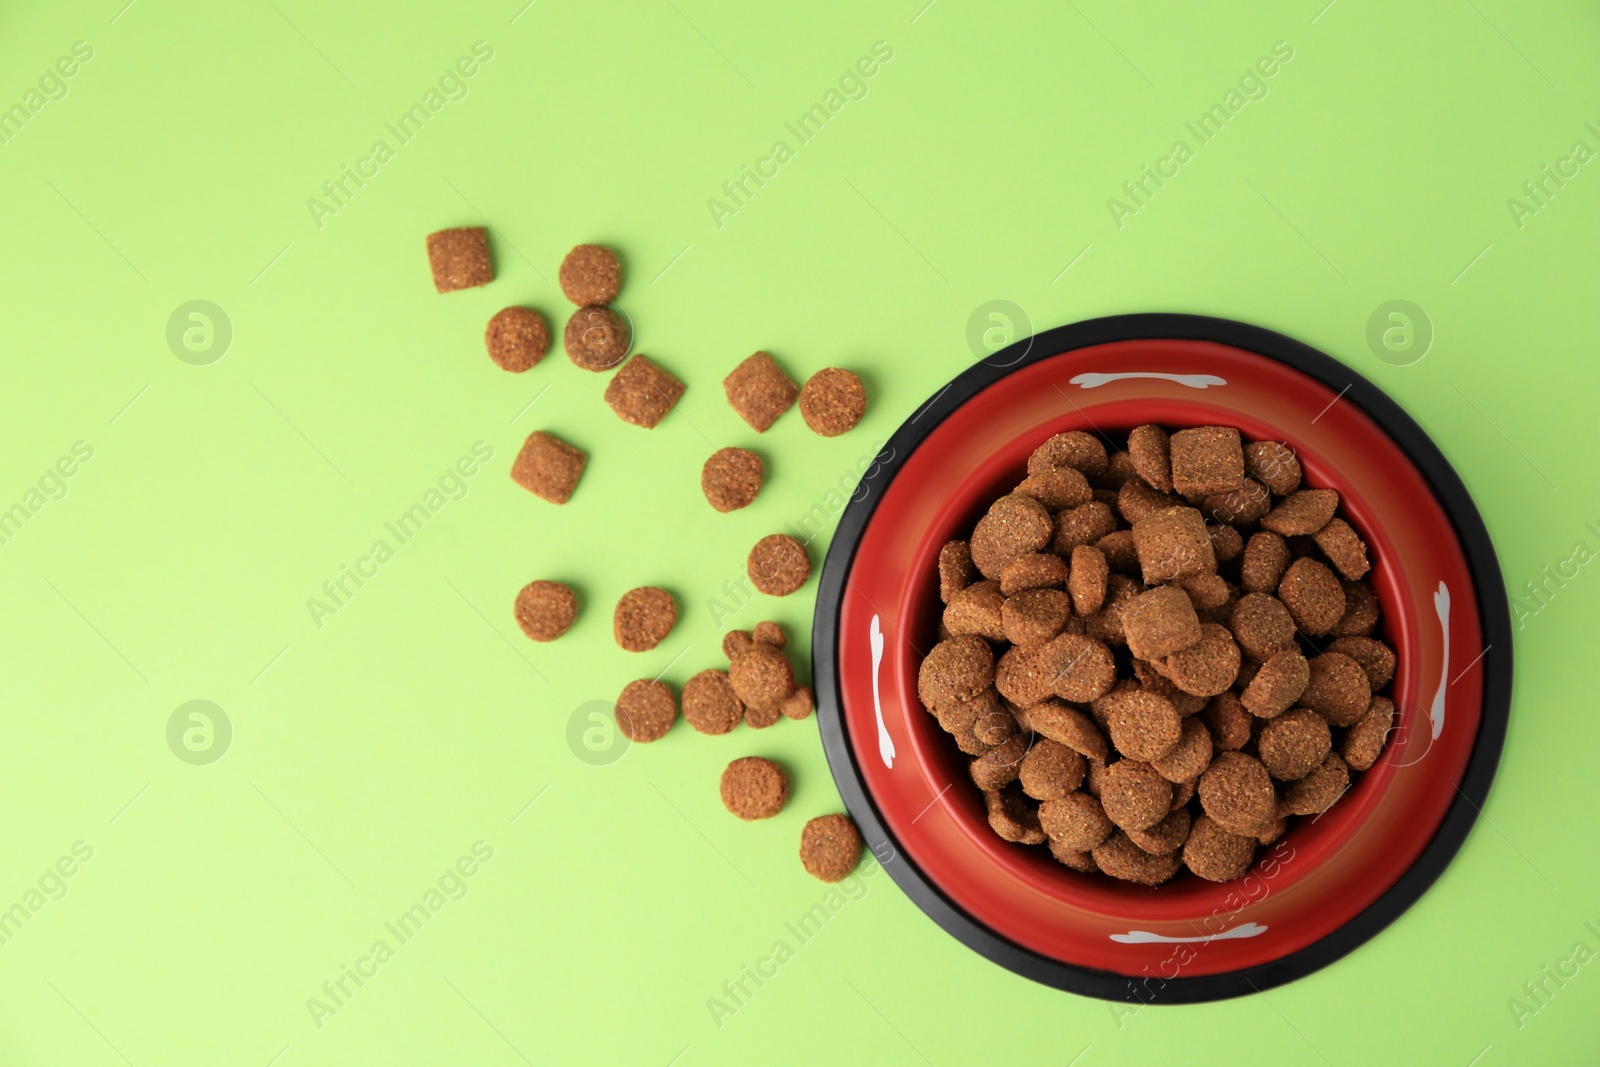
836;339;1484;978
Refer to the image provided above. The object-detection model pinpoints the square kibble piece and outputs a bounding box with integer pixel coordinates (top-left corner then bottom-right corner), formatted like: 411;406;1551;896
426;227;493;293
724;352;798;432
605;355;685;429
1170;426;1245;497
511;431;586;504
1132;506;1216;583
1121;585;1202;660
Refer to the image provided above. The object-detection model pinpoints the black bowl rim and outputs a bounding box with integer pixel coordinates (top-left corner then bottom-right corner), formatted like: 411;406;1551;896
811;313;1512;1004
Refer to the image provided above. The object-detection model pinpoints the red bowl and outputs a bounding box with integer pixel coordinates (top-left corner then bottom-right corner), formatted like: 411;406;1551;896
813;315;1510;1002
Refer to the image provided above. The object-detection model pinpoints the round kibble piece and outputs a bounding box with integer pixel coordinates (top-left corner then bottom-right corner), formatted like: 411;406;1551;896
1039;792;1115;850
1229;592;1298;662
729;644;796;712
1019;739;1087;800
1205;692;1254;751
485;307;550;372
1093;831;1182;885
559;244;622;306
1029;701;1110;761
1151;717;1214;782
970;736;1028;791
722;630;754;659
1068;545;1109;616
800;814;862;883
1243;441;1302;496
1241;531;1292;594
1300;652;1372;727
973;699;1019;746
753;620;786;648
1161;622;1241;698
1049;634;1117;702
1333;580;1381;636
1240;649;1310;718
1048;839;1099;872
1053;501;1120;553
1029;431;1109;478
1103;690;1182;762
720;757;789;820
513;580;577;641
682;670;743;735
943;581;1006;640
563;306;630;371
1342;695;1395;770
779;685;814;721
1002;588;1072;646
614;587;676;651
939;540;977;602
1183;815;1258;882
1127;424;1173;491
1199;752;1276;834
1261;489;1340;537
614;679;676;743
1015;466;1093;511
1000;553;1069;596
1099;760;1173;831
1278;558;1346;636
918;636;996;711
986;786;1047;844
1257;708;1332;781
747;534;811;596
798;368;867;437
702;448;763;512
1282;752;1351;815
971;494;1054;578
1126;807;1191;855
744;701;781;729
1326;636;1396;691
1210;523;1244;563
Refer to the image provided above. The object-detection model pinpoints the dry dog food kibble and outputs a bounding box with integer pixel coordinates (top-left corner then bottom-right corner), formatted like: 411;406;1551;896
558;244;622;306
702;448;763;513
798;368;867;437
485;307;550;372
720;757;789;820
747;534;811;596
800;814;862;883
724;352;799;432
604;355;685;428
513;580;577;642
614;679;676;743
682;669;743;735
914;422;1397;885
426;227;493;292
563;306;630;371
613;586;676;651
511;431;586;504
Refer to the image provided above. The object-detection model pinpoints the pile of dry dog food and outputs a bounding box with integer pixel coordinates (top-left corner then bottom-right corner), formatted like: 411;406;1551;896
425;228;869;882
918;425;1397;885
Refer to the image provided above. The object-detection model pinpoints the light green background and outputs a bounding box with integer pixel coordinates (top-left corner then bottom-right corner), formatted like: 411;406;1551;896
0;0;1595;1063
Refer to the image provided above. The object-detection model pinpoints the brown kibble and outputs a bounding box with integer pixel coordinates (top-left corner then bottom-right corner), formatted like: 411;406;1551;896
1084;574;1143;646
1241;531;1292;594
1328;637;1396;691
1048;634;1118;702
985;786;1047;844
1141;670;1208;716
972;698;1020;746
1313;518;1371;580
701;448;763;513
1068;545;1109;615
1002;588;1072;646
1202;479;1272;528
1198;752;1276;834
1127;424;1173;491
1170;778;1197;811
1258;708;1332;781
604;355;684;428
748;534;811;596
1161;623;1242;698
722;630;754;660
939;540;977;602
972;494;1055;578
800;814;862;882
426;227;492;292
1052;501;1119;553
1028;431;1108;478
744;701;781;728
1099;760;1173;831
1151;717;1213;782
1300;652;1372;726
1093;830;1181;885
1102;689;1182;762
484;307;549;372
1183;815;1257;882
1332;580;1381;637
950;724;990;755
1282;753;1351;815
1132;507;1216;584
798;368;867;437
563;306;631;371
1205;692;1254;751
614;679;676;743
943;580;1006;641
753;620;786;649
1048;839;1100;872
1000;553;1069;596
1020;739;1087;800
511;431;586;504
1240;649;1310;718
513;580;577;642
1126;807;1191;855
970;736;1028;791
1182;573;1232;613
729;643;796;712
1117;479;1182;525
1261;488;1340;538
1170;426;1245;496
721;757;789;820
1122;586;1202;661
1256;814;1288;845
1029;701;1110;761
682;670;743;735
1015;466;1092;511
1229;592;1298;662
1210;523;1244;564
932;686;994;736
918;636;995;710
614;587;677;652
1096;530;1139;574
1244;441;1302;496
558;244;622;306
724;352;798;432
1039;792;1115;850
1342;695;1395;770
1100;450;1141;490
